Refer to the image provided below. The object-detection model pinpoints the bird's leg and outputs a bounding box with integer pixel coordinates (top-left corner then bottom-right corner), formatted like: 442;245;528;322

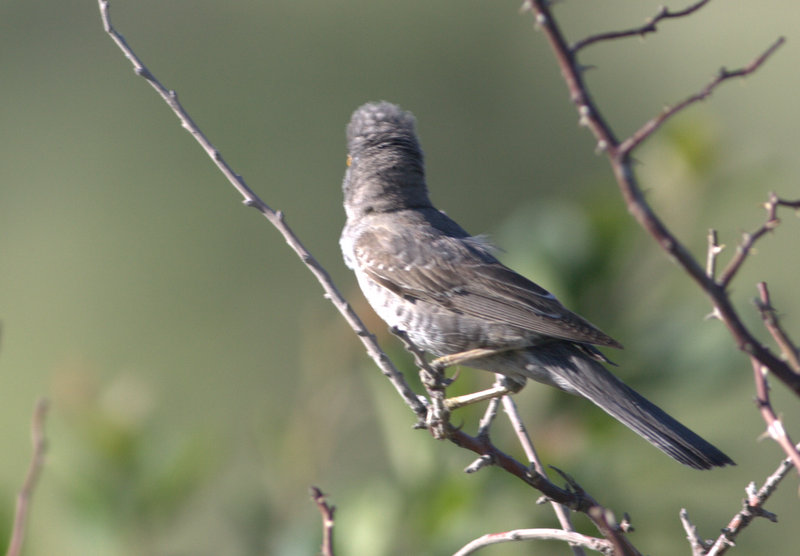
445;376;525;410
444;384;514;410
429;347;512;371
430;348;524;410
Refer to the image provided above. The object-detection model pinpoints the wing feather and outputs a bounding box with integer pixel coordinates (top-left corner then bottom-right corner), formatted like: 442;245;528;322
353;228;622;348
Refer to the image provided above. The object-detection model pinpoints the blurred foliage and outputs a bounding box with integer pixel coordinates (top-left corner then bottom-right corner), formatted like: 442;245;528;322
53;371;218;554
0;1;798;555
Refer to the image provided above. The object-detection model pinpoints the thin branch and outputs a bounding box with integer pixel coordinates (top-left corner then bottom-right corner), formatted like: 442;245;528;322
679;509;709;556
751;359;800;472
96;0;426;420
452;528;613;556
705;448;796;556
310;487;335;556
449;425;641;554
756;282;800;373
619;37;785;157
525;0;800;396
718;192;794;288
501;394;585;556
571;0;712;52
6;398;49;556
447;427;592;510
475;387;502;439
587;506;641;556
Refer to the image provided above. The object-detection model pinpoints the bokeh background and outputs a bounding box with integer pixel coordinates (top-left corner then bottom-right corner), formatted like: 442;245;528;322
1;1;799;554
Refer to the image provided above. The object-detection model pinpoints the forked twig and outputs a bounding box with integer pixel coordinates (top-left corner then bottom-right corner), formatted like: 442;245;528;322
705;449;795;555
751;358;800;473
501;393;584;556
619;38;785;156
718;193;800;288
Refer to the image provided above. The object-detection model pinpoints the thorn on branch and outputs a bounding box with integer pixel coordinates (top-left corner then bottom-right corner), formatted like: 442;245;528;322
755;282;800;373
465;454;494;473
706;229;724;280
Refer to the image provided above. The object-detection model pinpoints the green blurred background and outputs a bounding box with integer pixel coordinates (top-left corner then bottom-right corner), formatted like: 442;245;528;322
1;1;799;554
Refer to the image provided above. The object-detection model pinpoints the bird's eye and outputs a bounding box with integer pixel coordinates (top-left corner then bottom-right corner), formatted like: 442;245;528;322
346;154;352;167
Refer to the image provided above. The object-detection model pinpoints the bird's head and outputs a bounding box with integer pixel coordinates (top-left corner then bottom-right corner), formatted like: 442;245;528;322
343;102;432;218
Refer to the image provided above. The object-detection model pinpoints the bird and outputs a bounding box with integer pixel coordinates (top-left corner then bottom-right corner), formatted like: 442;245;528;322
339;101;733;470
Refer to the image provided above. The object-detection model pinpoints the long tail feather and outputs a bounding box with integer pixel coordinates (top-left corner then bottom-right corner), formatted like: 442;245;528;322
518;342;734;469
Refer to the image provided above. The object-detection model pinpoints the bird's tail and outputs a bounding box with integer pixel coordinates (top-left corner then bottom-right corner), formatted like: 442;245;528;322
518;342;734;469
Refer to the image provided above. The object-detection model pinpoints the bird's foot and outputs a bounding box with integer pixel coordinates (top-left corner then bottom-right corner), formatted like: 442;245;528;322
444;382;516;411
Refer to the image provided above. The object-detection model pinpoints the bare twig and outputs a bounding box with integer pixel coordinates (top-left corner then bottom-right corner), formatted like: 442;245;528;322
310;487;336;556
475;388;502;439
619;38;785;156
6;398;49;556
718;193;799;288
96;0;426;420
705;449;796;555
452;527;613;556
501;394;584;556
679;509;709;556
571;0;712;52
756;282;800;372
448;427;590;509
751;359;800;472
449;425;638;552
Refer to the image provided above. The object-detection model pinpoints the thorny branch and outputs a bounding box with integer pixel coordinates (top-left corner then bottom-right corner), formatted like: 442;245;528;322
528;0;800;554
526;0;797;394
706;202;800;470
756;282;800;373
619;37;786;156
571;0;712;52
717;194;800;288
703;446;796;555
523;0;799;551
750;357;800;472
524;1;799;397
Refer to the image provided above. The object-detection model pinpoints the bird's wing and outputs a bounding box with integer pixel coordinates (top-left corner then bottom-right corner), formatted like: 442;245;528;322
353;228;622;348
